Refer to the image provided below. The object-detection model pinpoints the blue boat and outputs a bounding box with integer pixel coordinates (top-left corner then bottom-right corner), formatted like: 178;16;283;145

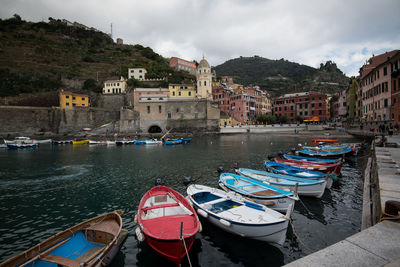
264;161;327;180
283;154;341;163
219;173;297;213
236;168;327;198
182;138;192;144
164;139;183;145
1;211;123;266
298;148;352;157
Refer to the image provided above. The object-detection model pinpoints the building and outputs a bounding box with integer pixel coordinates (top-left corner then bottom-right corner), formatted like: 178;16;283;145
169;57;197;75
336;89;347;121
116;38;123;45
133;88;169;106
273;91;327;121
59;90;89;108
169;84;196;98
212;85;232;113
347;79;358;120
128;68;147;80
103;77;127;94
196;57;213;100
390;52;400;125
359;50;399;122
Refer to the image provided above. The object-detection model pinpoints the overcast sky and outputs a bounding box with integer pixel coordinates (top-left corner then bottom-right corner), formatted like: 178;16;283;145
1;0;400;76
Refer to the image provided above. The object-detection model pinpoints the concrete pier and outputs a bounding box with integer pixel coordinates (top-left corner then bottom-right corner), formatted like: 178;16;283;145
285;136;400;267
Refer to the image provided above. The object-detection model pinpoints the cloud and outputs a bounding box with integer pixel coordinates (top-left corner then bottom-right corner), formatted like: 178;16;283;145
1;0;399;76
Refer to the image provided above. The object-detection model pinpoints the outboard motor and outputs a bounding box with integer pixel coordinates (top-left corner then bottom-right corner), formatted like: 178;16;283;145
291;148;296;154
277;151;284;158
233;162;239;170
183;176;194;186
267;155;275;161
217;166;224;174
155;178;164;186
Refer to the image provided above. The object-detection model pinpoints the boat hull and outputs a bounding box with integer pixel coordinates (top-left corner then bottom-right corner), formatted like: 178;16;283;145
274;158;342;176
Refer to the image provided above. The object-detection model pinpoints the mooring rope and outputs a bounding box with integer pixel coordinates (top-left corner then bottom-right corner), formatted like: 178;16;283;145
288;219;314;252
180;235;192;267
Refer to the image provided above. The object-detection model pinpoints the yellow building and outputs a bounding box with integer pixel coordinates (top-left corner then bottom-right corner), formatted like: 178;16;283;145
326;96;332;120
169;84;195;98
59;90;89;108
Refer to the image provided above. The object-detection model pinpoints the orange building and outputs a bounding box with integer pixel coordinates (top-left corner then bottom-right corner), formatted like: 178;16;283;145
59;90;89;108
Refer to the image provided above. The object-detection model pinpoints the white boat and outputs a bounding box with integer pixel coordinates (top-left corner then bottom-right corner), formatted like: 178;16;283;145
89;140;116;146
186;184;292;246
33;139;52;144
144;139;162;145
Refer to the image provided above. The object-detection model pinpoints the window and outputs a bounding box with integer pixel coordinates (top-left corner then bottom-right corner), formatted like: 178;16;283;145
188;92;191;96
173;92;175;96
139;70;142;73
130;70;134;73
305;111;308;115
72;96;76;100
384;99;388;107
139;75;142;79
66;102;69;106
159;105;162;113
117;83;120;86
299;103;302;109
108;89;110;93
319;103;322;107
176;108;179;113
65;95;69;99
384;67;387;75
81;97;85;101
290;106;294;110
195;113;198;119
168;112;171;118
147;106;150;113
178;92;181;96
312;103;315;107
82;104;85;107
305;103;308;108
72;103;76;107
204;81;207;86
312;110;314;115
319;110;322;115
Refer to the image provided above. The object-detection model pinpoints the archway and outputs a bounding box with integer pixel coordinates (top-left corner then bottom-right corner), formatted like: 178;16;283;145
148;125;162;133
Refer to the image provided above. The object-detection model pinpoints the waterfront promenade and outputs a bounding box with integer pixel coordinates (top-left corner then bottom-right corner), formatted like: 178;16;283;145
285;136;400;267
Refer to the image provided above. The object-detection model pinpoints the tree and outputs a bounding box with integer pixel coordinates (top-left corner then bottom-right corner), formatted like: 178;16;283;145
83;79;101;92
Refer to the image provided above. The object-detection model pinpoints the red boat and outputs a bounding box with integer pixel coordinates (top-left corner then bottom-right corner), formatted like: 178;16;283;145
312;139;339;143
274;158;342;176
137;186;200;266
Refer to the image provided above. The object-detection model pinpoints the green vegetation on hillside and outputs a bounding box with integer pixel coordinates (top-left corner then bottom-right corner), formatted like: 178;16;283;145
214;56;349;96
0;15;194;97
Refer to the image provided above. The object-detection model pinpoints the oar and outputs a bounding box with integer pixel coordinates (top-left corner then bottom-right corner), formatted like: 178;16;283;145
167;192;193;215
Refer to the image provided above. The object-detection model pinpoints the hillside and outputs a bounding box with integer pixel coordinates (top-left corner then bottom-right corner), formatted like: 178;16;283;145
213;56;350;96
0;15;194;97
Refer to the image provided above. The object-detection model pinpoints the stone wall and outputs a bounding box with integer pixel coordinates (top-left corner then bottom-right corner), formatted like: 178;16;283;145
0;106;120;136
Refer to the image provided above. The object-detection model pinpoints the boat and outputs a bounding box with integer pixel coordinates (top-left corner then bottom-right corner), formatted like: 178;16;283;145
88;140;116;146
144;139;162;145
33;139;52;144
187;184;293;246
312;139;339;143
274;158;342;176
182;138;192;144
1;211;123;267
7;137;37;149
136;185;200;266
283;154;342;164
218;173;297;212
264;161;332;188
133;140;146;145
116;139;135;145
236;168;327;198
72;139;90;145
298;148;352;158
53;140;72;145
164;139;183;145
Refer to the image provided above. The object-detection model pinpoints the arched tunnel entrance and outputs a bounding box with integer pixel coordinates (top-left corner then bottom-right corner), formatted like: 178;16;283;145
148;125;162;133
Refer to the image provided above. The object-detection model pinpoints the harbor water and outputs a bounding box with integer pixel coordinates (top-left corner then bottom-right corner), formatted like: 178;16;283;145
0;134;367;266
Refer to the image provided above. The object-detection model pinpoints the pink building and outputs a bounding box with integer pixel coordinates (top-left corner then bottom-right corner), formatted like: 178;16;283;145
360;50;399;122
169;57;196;75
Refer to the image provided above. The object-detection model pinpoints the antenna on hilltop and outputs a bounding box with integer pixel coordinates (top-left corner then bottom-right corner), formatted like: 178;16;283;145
110;23;113;39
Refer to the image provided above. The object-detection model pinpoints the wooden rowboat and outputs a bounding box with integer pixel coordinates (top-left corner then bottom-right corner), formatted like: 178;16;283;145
136;186;200;266
1;211;123;267
274;158;342;176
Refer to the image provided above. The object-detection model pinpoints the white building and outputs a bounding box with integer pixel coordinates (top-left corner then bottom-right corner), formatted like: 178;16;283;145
196;57;213;100
128;68;147;80
103;77;127;94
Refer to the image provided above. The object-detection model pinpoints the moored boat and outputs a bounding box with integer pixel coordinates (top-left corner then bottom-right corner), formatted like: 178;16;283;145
52;140;72;145
1;211;123;267
298;148;352;158
283;154;341;164
187;184;292;246
136;186;200;266
33;139;52;144
236;168;327;198
164;139;183;145
144;139;162;145
7;137;37;149
274;158;342;176
72;139;89;145
264;161;332;188
312;139;339;143
219;173;297;212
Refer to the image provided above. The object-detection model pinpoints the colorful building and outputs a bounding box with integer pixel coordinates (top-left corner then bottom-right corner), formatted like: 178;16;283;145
133;88;169;106
273;91;327;121
347;79;358;120
196;57;213;100
359;50;398;122
390;52;400;125
103;77;127;94
169;84;196;98
169;57;196;75
59;90;89;108
128;68;147;80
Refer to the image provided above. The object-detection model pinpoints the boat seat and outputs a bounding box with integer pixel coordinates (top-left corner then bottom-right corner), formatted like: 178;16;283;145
39;254;80;267
142;203;179;212
74;245;103;262
248;188;273;194
235;184;253;189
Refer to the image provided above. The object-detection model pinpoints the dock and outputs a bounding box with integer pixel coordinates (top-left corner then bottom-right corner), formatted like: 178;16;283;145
285;135;400;267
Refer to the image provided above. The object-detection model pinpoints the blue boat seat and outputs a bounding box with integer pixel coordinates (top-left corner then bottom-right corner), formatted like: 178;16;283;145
235;184;253;189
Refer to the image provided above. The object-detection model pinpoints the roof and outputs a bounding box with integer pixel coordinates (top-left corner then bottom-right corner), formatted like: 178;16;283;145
360;50;399;79
60;90;88;97
198;57;210;68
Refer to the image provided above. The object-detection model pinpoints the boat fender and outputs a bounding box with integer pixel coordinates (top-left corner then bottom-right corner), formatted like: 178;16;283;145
219;219;231;227
197;209;208;218
198;221;203;233
102;244;119;265
134;214;138;224
135;226;145;242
